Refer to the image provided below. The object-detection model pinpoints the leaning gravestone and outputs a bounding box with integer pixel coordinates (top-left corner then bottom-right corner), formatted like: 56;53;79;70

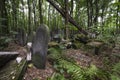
31;24;49;69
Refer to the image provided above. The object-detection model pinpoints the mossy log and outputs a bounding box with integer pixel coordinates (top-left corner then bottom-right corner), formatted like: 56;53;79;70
0;52;19;68
74;34;89;44
48;41;59;48
0;59;28;80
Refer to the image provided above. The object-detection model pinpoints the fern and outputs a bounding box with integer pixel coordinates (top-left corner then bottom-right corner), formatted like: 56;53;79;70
86;65;110;80
112;62;120;75
111;62;120;80
55;59;85;80
48;47;110;80
47;72;66;80
0;36;12;50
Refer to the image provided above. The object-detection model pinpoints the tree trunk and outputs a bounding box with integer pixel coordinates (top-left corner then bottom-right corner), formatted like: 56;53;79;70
87;0;90;28
70;0;74;16
39;0;43;24
101;4;105;26
48;4;50;27
89;0;93;27
21;0;25;30
27;0;31;35
94;0;99;27
0;0;9;35
116;0;120;34
33;0;37;30
65;0;69;39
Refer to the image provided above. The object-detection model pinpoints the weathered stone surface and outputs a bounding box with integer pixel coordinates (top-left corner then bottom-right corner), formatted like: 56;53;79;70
31;24;49;69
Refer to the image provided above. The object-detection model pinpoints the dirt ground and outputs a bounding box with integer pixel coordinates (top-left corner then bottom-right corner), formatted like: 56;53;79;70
3;42;120;80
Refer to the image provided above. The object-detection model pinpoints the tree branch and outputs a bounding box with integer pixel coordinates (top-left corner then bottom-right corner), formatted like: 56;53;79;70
46;0;88;35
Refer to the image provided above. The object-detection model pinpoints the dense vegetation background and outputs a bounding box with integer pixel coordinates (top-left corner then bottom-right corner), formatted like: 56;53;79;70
0;0;119;37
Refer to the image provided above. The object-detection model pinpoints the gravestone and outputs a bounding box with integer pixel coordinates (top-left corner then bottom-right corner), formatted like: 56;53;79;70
31;24;49;69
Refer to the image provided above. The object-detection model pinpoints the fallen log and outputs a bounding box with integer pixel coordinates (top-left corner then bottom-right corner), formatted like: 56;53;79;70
46;0;88;35
0;59;28;80
0;52;19;68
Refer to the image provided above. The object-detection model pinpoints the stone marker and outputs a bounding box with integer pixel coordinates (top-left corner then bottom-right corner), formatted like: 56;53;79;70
31;24;49;69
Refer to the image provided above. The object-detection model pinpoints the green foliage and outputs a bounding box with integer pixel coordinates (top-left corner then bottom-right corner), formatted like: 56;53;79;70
112;2;120;7
57;59;85;80
48;47;63;60
86;65;109;80
111;62;120;80
72;41;83;49
111;75;120;80
48;46;110;80
48;48;109;80
69;25;78;31
0;36;12;50
55;59;109;80
96;33;116;46
32;78;40;80
47;72;66;80
10;31;18;35
112;62;120;76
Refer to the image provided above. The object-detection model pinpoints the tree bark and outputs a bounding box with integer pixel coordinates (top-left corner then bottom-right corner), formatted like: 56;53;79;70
48;4;50;27
46;0;88;35
21;0;25;30
89;0;93;27
65;0;69;39
0;0;9;34
27;0;31;35
39;0;43;24
33;0;37;29
94;0;99;26
87;0;90;28
70;0;73;16
116;0;120;33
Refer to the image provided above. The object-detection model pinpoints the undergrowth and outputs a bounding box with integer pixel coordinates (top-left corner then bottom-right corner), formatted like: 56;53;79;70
111;62;120;80
47;47;110;80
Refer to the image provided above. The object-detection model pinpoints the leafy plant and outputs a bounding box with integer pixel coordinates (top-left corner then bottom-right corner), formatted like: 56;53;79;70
110;62;120;80
0;36;12;50
47;72;66;80
48;45;110;80
112;62;120;76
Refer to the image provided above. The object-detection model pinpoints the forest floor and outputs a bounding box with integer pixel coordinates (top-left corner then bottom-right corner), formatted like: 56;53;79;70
4;40;120;80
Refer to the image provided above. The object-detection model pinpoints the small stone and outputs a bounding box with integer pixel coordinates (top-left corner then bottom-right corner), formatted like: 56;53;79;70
12;76;15;79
